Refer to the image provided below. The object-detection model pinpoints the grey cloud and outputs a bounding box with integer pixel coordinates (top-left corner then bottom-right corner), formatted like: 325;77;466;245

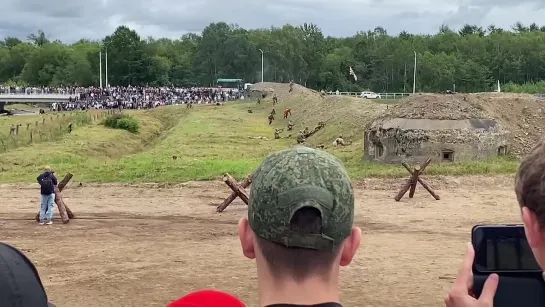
0;0;544;42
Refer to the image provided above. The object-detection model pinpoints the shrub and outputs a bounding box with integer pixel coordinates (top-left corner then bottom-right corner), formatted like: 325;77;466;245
103;113;140;133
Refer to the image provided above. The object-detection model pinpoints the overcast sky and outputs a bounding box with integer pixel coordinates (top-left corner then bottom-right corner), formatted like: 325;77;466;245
1;0;545;42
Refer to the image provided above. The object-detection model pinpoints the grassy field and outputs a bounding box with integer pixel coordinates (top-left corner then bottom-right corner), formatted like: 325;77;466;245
6;103;34;110
0;97;520;183
0;107;187;182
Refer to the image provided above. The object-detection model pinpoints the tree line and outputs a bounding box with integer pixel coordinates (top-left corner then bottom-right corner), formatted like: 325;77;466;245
2;22;545;93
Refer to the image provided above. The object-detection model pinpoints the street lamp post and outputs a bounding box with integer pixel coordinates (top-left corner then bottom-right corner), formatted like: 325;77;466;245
413;51;417;94
259;49;264;83
105;46;108;88
99;51;103;89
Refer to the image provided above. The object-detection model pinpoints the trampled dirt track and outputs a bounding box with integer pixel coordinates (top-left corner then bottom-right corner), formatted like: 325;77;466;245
0;176;522;307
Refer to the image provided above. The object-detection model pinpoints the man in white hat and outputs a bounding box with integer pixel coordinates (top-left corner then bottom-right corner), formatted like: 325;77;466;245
36;166;58;225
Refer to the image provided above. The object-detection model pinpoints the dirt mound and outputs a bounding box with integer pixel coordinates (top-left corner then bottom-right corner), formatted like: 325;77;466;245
379;93;492;120
473;93;545;156
372;92;545;156
252;82;322;102
248;84;545;156
251;82;386;146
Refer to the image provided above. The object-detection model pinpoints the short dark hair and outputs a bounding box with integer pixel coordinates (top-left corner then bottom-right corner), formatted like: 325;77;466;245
515;138;545;229
255;206;343;281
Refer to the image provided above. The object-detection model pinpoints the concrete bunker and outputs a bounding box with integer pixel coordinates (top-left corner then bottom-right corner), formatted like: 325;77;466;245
364;118;510;164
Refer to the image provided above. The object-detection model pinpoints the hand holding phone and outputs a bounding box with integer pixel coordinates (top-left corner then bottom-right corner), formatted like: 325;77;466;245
471;225;545;307
445;243;498;307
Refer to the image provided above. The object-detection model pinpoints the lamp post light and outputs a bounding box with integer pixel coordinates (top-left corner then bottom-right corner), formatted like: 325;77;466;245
413;51;417;94
259;49;264;83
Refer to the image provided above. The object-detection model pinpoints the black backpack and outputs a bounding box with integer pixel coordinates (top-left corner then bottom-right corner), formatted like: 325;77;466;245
40;175;54;191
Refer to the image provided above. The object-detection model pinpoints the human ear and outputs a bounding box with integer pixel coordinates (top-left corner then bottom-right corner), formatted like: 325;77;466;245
340;227;362;266
522;207;543;249
238;217;256;259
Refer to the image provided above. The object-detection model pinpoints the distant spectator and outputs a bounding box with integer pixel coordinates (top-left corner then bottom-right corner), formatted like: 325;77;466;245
37;166;57;225
238;147;361;307
168;289;245;307
0;242;55;306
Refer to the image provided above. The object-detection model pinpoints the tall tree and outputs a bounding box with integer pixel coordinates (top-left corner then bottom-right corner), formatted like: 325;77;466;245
2;21;545;93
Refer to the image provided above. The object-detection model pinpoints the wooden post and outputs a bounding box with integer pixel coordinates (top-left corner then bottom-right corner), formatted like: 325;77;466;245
58;173;73;191
15;125;19;135
395;158;439;201
401;163;440;200
217;173;253;212
222;173;249;205
26;123;30;130
54;186;69;224
408;165;421;198
394;166;421;201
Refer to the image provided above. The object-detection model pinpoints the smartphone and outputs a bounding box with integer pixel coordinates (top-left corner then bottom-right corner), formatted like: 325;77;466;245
472;224;542;274
471;225;545;307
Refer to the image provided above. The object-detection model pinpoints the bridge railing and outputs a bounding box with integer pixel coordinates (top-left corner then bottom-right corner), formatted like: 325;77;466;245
0;88;76;96
326;92;411;99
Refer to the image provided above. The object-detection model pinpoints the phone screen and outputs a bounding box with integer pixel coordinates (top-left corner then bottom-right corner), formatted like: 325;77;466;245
472;225;542;273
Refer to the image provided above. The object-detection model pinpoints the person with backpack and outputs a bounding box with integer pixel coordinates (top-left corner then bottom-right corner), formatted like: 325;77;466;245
37;166;58;226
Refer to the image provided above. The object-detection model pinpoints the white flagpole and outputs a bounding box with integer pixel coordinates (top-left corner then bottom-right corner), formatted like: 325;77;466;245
99;51;103;89
105;47;108;88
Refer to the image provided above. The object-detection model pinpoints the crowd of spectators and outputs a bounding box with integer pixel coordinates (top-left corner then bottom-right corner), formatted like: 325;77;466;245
0;85;244;111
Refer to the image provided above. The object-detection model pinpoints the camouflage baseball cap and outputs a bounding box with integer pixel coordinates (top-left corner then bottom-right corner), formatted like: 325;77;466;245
249;146;354;251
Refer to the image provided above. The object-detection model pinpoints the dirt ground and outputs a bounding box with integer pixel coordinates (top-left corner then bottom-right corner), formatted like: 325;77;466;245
0;175;522;307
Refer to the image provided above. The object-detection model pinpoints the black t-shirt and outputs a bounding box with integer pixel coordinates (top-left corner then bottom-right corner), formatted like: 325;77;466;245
266;303;342;307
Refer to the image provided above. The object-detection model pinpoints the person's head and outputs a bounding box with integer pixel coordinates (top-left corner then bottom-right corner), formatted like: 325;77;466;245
43;166;52;173
168;289;244;307
0;243;55;307
515;138;545;269
238;147;361;285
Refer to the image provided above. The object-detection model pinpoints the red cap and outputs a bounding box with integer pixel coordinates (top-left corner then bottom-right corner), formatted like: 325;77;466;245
168;290;245;307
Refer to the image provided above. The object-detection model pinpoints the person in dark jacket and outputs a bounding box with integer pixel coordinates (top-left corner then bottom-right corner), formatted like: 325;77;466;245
37;166;58;225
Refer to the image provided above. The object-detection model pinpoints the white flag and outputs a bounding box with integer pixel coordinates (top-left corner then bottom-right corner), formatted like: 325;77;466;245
349;66;358;81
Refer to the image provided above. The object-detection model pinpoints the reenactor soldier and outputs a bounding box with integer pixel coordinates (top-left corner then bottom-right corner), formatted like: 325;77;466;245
274;128;284;139
68;123;73;133
333;134;347;146
270;108;276;115
273;94;278;105
268;113;275;125
303;126;309;136
287;120;294;131
283;108;291;119
9;124;15;136
248;108;253;113
257;97;261;104
289;81;294;92
320;89;326;97
297;131;305;144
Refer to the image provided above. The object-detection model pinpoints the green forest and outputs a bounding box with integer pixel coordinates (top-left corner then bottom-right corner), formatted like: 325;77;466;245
2;22;545;93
